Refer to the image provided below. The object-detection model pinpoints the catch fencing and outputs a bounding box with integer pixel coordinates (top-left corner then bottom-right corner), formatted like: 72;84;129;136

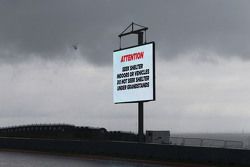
170;137;243;149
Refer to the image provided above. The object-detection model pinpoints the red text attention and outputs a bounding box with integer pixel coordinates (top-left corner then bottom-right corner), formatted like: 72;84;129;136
120;52;144;62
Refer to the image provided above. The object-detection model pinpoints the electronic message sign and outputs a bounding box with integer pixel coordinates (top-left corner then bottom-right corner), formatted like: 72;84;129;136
113;42;155;103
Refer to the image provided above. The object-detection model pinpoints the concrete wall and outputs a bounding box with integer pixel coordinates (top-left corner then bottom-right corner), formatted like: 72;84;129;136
0;137;249;166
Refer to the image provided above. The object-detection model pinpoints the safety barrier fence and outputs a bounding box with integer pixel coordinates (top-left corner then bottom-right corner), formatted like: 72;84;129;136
170;137;243;149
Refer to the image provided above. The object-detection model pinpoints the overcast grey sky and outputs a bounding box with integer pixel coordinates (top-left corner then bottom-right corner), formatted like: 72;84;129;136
0;0;250;133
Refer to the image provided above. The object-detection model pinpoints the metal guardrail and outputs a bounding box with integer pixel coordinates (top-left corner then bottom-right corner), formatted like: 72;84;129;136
170;137;243;149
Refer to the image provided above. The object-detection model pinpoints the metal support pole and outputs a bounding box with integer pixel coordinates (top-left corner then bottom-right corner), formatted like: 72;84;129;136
138;101;144;142
138;31;144;45
138;31;144;142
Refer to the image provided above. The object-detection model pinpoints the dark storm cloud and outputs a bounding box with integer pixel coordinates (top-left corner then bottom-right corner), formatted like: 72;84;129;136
0;0;250;65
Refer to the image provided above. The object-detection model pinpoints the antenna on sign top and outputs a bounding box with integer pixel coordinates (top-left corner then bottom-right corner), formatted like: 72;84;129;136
119;22;148;49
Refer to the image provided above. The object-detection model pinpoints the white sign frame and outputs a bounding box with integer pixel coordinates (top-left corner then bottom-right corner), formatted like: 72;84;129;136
113;42;155;104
